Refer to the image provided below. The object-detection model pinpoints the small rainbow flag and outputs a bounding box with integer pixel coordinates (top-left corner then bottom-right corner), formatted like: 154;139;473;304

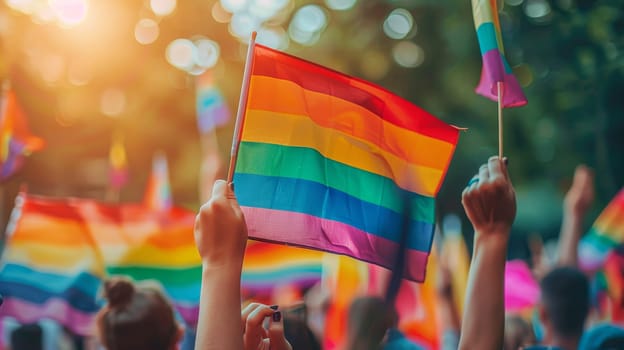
143;152;172;211
579;188;624;271
472;0;527;107
108;133;128;190
234;44;459;282
196;70;230;134
0;89;44;181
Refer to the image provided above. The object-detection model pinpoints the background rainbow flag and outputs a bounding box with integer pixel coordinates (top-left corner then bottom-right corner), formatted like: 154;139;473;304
234;44;459;282
579;188;624;271
0;89;44;181
0;194;105;336
0;194;326;331
108;133;128;190
472;0;527;107
196;70;230;134
143;152;173;211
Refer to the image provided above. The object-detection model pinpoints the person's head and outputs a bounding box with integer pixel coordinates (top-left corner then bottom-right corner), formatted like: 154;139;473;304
10;324;42;350
504;314;536;350
96;277;181;350
538;267;590;341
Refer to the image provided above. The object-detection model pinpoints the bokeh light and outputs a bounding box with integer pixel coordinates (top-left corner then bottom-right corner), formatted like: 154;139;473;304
256;26;288;49
6;0;36;14
229;12;259;40
150;0;177;17
383;8;414;40
291;5;326;33
325;0;357;11
288;4;326;46
194;38;220;68
134;18;160;45
166;38;196;70
392;41;424;68
100;88;126;117
220;0;248;13
49;0;88;27
211;2;231;23
524;0;552;22
248;0;289;20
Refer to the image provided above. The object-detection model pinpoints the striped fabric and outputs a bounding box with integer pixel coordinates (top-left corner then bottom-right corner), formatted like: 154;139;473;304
234;44;459;282
472;0;527;107
0;194;325;332
0;195;105;336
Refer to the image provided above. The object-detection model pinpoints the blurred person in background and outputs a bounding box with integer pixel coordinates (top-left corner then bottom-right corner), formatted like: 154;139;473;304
504;314;536;350
95;277;182;350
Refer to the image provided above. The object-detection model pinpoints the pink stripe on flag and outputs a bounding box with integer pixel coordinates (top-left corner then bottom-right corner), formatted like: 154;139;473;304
476;51;527;108
504;260;539;311
0;298;95;336
242;207;430;281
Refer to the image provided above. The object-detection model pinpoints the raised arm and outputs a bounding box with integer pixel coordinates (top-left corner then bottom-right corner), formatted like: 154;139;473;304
557;165;594;267
194;180;248;350
458;157;516;350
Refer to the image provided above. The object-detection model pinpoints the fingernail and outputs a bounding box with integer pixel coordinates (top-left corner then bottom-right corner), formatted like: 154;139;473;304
272;311;282;322
269;305;278;310
503;158;509;165
229;182;235;191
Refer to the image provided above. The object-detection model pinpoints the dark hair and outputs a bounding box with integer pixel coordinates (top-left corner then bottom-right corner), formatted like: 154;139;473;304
540;267;590;337
10;324;43;350
283;313;321;350
97;277;178;350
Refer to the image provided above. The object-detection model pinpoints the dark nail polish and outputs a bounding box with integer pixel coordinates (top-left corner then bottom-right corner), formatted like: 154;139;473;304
269;305;278;310
503;158;509;165
272;311;282;322
229;182;235;191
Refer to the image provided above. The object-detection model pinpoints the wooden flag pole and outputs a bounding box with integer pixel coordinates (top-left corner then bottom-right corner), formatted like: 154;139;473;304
227;31;257;183
497;82;504;158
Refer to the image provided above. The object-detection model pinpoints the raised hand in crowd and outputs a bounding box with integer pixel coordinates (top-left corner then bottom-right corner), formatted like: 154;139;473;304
558;165;595;267
241;303;292;350
458;156;516;350
194;179;248;350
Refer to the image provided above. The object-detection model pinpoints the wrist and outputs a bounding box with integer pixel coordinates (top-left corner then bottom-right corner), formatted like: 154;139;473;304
473;231;509;256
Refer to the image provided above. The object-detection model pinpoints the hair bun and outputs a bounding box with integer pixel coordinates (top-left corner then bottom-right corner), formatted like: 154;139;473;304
104;277;135;307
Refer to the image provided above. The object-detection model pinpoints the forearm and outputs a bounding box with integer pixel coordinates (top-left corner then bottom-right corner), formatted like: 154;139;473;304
458;233;508;350
195;264;244;350
557;211;583;267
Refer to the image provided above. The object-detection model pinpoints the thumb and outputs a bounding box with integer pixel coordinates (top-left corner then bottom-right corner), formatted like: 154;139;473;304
268;311;292;350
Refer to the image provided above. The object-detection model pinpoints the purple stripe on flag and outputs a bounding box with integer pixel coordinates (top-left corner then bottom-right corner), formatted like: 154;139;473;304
0;297;95;336
476;50;527;108
175;304;199;326
241;207;430;282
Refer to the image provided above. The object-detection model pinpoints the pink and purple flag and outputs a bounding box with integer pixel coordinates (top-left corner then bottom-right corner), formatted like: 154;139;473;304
472;0;528;107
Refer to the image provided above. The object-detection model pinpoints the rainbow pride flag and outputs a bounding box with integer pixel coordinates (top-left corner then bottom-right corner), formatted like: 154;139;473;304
0;89;44;181
196;70;230;134
0;195;105;336
472;0;527;107
234;44;459;282
0;194;327;331
579;188;624;271
108;133;128;190
143;152;172;211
